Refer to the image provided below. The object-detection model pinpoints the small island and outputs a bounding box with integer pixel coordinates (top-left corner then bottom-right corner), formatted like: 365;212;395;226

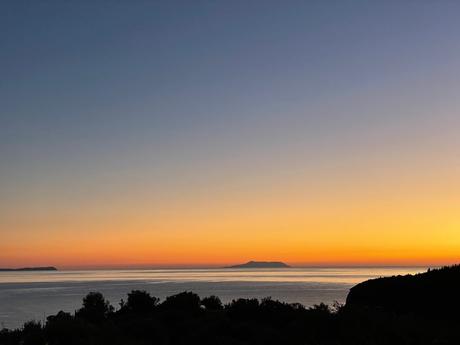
226;261;290;268
0;266;57;272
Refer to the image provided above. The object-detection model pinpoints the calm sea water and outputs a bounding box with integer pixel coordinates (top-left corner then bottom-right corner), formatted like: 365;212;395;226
0;267;426;329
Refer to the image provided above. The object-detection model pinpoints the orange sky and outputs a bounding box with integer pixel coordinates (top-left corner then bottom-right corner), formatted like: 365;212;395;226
2;150;459;269
2;2;460;269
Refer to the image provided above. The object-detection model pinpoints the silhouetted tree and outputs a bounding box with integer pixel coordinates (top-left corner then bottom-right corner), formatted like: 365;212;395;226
45;311;85;345
226;298;260;320
75;292;113;323
121;290;159;315
21;321;45;345
0;328;21;345
160;291;201;312
201;295;223;310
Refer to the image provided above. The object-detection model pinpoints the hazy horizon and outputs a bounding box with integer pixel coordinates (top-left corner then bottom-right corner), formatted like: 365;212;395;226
0;261;443;271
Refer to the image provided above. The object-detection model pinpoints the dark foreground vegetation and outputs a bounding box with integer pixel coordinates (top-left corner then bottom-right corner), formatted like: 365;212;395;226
1;265;460;345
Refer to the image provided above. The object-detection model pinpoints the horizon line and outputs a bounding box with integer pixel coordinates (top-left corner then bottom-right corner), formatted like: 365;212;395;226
22;263;451;271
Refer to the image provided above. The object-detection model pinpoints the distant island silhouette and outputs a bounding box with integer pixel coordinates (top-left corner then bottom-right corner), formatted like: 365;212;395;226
0;266;57;272
226;260;290;268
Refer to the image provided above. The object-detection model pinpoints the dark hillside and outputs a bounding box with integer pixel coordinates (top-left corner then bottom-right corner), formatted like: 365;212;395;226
346;265;460;319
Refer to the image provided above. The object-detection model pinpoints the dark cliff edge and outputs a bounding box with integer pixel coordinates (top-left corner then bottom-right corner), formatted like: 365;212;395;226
226;260;290;268
346;264;460;319
0;266;57;272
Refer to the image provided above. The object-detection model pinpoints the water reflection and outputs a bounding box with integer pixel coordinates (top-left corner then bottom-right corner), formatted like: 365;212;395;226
0;267;426;284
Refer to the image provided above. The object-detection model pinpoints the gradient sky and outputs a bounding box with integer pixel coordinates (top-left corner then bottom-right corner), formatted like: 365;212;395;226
1;1;460;268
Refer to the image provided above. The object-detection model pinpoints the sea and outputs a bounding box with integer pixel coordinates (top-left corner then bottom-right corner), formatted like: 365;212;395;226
0;267;426;329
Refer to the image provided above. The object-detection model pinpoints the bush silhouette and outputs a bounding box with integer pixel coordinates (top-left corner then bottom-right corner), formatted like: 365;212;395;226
121;290;159;314
226;298;260;320
160;291;201;312
201;295;223;310
21;321;45;345
75;292;113;323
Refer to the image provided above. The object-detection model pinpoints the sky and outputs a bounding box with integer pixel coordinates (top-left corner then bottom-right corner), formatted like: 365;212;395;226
1;1;460;268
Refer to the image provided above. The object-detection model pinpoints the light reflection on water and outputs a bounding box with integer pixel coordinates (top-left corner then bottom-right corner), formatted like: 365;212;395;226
0;267;425;284
0;267;426;329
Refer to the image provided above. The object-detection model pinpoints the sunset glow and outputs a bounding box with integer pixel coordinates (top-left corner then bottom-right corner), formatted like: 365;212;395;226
2;1;460;269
